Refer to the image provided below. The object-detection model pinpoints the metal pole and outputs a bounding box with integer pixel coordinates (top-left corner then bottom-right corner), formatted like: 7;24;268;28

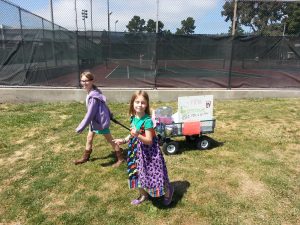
82;10;88;47
18;7;25;69
232;0;238;36
156;0;159;33
90;0;93;42
115;20;118;32
107;0;110;32
50;0;54;28
1;25;5;49
74;0;81;87
49;0;56;66
107;0;112;59
75;0;78;31
84;18;86;46
154;0;159;88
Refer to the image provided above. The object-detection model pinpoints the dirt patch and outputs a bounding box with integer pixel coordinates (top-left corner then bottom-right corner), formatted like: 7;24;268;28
52;114;71;127
0;169;27;193
235;170;269;199
50;143;64;153
59;115;70;120
203;168;269;200
15;127;42;144
44;135;59;144
217;120;238;132
0;103;11;110
273;144;300;173
42;193;69;216
0;222;23;225
1;146;34;167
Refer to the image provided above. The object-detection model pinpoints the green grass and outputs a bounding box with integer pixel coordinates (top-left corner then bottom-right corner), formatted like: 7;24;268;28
0;98;299;225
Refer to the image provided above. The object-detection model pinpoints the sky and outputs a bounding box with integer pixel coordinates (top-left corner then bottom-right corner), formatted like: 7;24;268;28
3;0;232;34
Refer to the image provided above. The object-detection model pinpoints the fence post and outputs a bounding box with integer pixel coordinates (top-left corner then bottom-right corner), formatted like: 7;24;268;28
226;0;239;89
154;33;159;89
227;36;235;90
18;7;27;84
75;31;81;88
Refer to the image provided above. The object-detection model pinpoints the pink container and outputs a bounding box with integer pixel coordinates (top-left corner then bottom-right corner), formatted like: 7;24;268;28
158;116;173;124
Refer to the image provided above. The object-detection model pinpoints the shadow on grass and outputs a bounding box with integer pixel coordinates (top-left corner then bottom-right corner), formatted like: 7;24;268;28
92;150;128;167
171;137;225;155
150;180;191;209
92;137;225;166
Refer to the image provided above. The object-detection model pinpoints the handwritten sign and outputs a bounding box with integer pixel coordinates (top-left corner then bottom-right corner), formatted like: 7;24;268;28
178;95;213;122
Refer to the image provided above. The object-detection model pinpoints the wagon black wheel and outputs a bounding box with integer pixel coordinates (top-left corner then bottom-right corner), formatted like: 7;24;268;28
185;135;199;143
162;141;179;155
196;136;211;150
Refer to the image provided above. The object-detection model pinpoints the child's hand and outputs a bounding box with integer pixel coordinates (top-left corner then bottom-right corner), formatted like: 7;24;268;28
130;128;139;137
75;128;82;134
113;138;124;145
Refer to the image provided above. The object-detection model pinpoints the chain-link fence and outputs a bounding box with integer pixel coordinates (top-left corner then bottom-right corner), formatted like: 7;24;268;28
1;0;300;88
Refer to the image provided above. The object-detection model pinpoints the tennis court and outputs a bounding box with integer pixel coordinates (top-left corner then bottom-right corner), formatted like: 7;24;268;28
92;57;299;88
103;58;265;79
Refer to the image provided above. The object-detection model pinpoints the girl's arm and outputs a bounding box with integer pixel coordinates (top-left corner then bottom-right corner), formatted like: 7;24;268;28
131;128;153;145
113;135;131;145
76;98;98;133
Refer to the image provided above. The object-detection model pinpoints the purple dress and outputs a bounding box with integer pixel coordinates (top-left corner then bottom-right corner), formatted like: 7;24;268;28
127;115;170;197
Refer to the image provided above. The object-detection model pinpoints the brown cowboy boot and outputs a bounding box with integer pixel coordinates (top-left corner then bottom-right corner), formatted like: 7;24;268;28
112;149;125;167
74;149;92;165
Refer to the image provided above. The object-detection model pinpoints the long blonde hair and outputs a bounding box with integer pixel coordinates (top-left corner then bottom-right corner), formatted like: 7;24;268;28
129;90;151;116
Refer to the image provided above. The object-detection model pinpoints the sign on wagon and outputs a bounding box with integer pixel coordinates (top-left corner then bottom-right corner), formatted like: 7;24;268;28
178;95;213;122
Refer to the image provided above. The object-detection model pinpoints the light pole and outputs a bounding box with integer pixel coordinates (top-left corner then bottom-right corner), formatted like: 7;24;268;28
107;0;112;32
74;0;78;31
156;0;159;33
107;0;112;59
50;0;54;27
74;0;80;87
90;0;93;42
108;12;112;32
82;9;88;46
115;20;118;32
49;0;56;66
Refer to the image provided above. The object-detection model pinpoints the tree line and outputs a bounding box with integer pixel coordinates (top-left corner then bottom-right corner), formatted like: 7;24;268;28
125;1;300;35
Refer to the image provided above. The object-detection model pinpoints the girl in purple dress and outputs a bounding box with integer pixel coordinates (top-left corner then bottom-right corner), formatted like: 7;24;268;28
114;90;174;205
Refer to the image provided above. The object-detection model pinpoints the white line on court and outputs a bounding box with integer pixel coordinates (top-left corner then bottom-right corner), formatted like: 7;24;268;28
105;65;119;79
166;68;178;74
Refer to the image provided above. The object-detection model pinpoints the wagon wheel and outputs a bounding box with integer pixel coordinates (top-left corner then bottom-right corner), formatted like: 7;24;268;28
185;135;199;143
196;135;212;150
162;141;179;155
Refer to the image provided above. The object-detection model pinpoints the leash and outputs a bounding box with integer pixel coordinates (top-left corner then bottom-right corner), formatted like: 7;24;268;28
110;114;130;131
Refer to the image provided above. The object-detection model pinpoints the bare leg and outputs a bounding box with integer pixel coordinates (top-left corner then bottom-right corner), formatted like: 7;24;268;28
104;133;125;167
131;188;148;205
103;133;119;152
139;188;148;197
85;130;95;150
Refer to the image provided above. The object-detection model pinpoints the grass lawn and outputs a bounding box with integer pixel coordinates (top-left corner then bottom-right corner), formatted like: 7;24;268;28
0;98;299;225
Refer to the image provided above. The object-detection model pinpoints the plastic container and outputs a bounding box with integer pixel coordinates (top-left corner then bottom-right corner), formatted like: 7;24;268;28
155;106;173;124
